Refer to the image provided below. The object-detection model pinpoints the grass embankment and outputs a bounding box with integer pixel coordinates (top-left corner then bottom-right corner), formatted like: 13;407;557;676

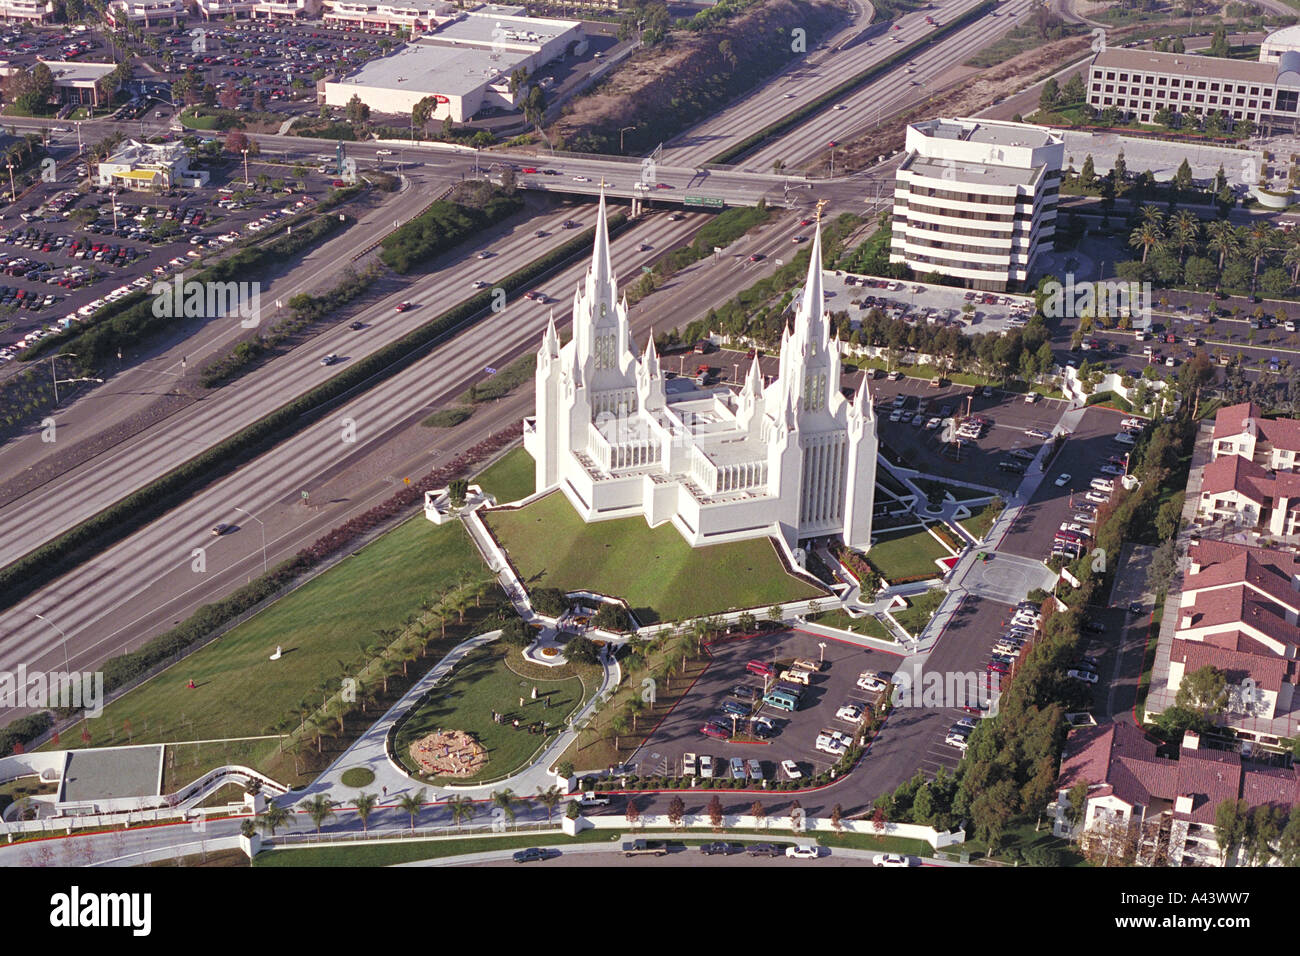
806;610;894;641
473;446;536;505
891;589;946;638
867;527;948;581
484;491;825;623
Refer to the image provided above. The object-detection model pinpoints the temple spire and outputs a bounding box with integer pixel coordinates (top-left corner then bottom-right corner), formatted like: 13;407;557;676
797;219;825;343
543;310;559;358
590;186;613;297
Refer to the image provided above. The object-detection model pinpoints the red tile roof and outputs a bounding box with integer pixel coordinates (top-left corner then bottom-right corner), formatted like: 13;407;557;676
1213;402;1263;441
1200;454;1269;499
1175;748;1246;824
1183;551;1300;614
1170;637;1290;692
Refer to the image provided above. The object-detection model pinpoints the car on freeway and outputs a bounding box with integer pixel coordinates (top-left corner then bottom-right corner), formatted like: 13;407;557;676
210;523;232;536
638;243;652;251
747;253;765;262
874;853;910;867
1054;473;1071;487
394;301;412;312
786;845;820;859
700;841;745;856
1068;669;1099;684
572;175;590;182
791;235;807;243
512;847;557;863
319;353;339;366
476;250;493;259
348;321;364;330
534;229;547;238
471;280;489;289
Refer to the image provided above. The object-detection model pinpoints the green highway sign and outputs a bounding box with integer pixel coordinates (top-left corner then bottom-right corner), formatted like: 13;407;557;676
683;195;724;209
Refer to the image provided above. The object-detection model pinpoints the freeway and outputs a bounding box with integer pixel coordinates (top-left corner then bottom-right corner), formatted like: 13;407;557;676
0;198;683;569
0;198;849;724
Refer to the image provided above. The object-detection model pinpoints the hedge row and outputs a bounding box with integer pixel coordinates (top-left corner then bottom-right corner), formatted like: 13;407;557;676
707;0;997;166
0;216;628;612
0;424;521;756
379;193;524;273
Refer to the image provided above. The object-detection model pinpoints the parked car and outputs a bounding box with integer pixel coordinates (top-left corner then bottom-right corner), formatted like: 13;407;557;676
874;853;911;867
1054;473;1071;487
1068;669;1099;684
856;672;887;692
785;845;820;859
512;847;556;863
747;843;781;857
780;759;802;779
700;841;745;855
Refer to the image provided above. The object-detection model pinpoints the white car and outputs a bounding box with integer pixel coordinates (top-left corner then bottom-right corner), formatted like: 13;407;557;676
1099;464;1124;476
780;759;802;780
786;845;820;859
1054;473;1071;487
1090;478;1115;492
1059;522;1091;536
1068;669;1099;684
699;755;714;778
471;280;489;289
926;417;942;429
1085;490;1110;504
835;702;866;724
572;175;590;182
945;733;969;750
873;853;910;867
857;672;887;692
815;731;849;756
1120;417;1143;428
1073;512;1097;524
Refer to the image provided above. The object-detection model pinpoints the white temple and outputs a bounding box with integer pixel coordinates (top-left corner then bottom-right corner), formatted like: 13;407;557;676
522;192;878;551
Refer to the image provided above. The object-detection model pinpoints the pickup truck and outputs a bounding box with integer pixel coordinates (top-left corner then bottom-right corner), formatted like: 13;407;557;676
622;839;668;857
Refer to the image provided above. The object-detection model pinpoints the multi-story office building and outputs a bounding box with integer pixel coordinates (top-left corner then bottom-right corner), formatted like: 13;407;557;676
105;0;186;26
889;118;1064;292
0;0;53;24
1086;47;1300;134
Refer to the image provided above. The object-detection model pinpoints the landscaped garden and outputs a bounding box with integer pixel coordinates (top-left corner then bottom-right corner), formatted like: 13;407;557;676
483;491;825;623
866;526;950;582
891;588;947;638
392;644;594;785
807;609;894;641
958;499;1005;542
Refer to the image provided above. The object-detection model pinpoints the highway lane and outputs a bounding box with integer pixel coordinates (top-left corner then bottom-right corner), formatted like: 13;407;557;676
0;169;445;499
0;209;707;722
0;202;675;569
741;0;1036;173
659;0;991;169
0;201;847;723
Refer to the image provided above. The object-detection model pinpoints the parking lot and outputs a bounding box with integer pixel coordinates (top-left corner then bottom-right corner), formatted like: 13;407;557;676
633;629;903;784
828;272;1036;337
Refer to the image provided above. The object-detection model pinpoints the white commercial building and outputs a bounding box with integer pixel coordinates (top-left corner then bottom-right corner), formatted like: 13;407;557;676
523;193;879;551
0;0;53;23
105;0;185;26
890;117;1064;292
321;0;454;32
1261;24;1300;63
197;0;322;19
321;10;583;122
97;140;208;190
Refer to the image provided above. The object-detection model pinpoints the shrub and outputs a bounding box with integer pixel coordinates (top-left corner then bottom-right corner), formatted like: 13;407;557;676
530;587;569;617
422;406;473;428
593;603;632;632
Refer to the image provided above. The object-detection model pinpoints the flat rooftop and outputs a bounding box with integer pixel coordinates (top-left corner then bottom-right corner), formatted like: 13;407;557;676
917;118;1059;149
1092;48;1283;85
435;11;576;46
906;155;1039;187
59;745;163;803
43;61;118;84
336;40;528;96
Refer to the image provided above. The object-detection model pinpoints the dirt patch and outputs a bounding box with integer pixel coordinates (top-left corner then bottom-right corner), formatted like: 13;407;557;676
408;729;488;777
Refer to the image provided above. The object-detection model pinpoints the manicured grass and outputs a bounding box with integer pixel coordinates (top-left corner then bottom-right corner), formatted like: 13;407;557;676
958;818;1087;866
254;828;620;867
875;467;913;499
55;518;488;750
393;645;587;784
892;589;946;638
340;767;375;788
814;831;933;857
867;527;948;581
473;445;535;505
807;610;894;641
958;501;1004;542
484;492;825;623
912;478;990;503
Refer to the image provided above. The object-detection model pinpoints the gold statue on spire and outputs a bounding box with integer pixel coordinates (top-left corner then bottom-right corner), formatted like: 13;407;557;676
815;198;828;222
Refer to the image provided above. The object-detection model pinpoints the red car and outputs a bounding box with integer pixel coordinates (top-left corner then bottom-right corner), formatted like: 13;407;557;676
746;660;774;678
655;182;673;189
748;253;765;262
521;167;537;174
799;218;813;226
395;301;412;312
987;660;1011;675
700;722;730;740
331;179;346;187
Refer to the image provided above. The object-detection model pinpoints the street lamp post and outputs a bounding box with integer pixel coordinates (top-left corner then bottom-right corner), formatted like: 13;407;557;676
241;148;250;185
4;162;14;204
32;612;71;674
818;641;827;663
233;506;267;575
619;125;635;153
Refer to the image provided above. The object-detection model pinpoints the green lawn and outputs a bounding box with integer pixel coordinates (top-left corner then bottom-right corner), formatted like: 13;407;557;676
393;645;587;784
483;492;825;623
255;828;619;867
867;527;948;581
807;610;894;641
474;446;535;505
958;501;1004;542
892;589;946;638
913;478;990;503
53;517;488;750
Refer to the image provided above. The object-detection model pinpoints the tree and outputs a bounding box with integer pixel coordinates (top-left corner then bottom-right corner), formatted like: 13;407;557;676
491;788;517;824
767;604;784;624
1174;665;1229;724
750;800;766;829
707;794;724;830
1062;72;1085;104
625;797;641;829
412;95;436;133
224;129;250;155
351;792;377;832
1214;798;1250;865
1130;220;1163;264
1039;77;1060;112
1206;220;1242;272
534;785;563;823
397;789;426;832
667;795;685;829
499;616;531;647
1278;806;1300;867
300;793;334;834
345;93;370;128
448;794;476;828
258;803;290;837
1112;149;1127;190
1079;154;1096;188
448;477;469;507
1173;158;1194;193
830;804;844;834
565;634;600;665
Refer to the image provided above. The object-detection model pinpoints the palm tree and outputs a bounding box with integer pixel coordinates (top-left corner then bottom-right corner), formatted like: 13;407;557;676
1206;219;1242;271
1246;221;1278;292
397;789;427;832
491;788;517;824
611;715;629;751
352;792;377;832
259;803;290;837
1171;210;1200;263
1129;220;1163;264
1283;229;1300;286
1139;204;1164;227
534;785;563;823
448;794;477;829
300;793;335;835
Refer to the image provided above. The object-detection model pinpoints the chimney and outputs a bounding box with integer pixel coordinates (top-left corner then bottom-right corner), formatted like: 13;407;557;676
1175;794;1194;815
1181;612;1196;629
1182;729;1201;751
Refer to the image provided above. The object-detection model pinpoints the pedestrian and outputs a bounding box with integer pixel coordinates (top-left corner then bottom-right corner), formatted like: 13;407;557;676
382;786;388;798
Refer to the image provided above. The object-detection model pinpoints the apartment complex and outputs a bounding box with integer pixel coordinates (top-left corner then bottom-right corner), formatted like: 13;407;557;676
1086;47;1300;134
0;0;53;23
889;118;1063;293
1054;724;1299;866
1196;402;1300;535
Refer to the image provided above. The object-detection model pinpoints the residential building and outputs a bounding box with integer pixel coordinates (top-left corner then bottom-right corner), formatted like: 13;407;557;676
1210;401;1300;472
889;117;1064;292
0;0;53;24
1085;47;1300;134
1054;724;1298;866
521;192;879;551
